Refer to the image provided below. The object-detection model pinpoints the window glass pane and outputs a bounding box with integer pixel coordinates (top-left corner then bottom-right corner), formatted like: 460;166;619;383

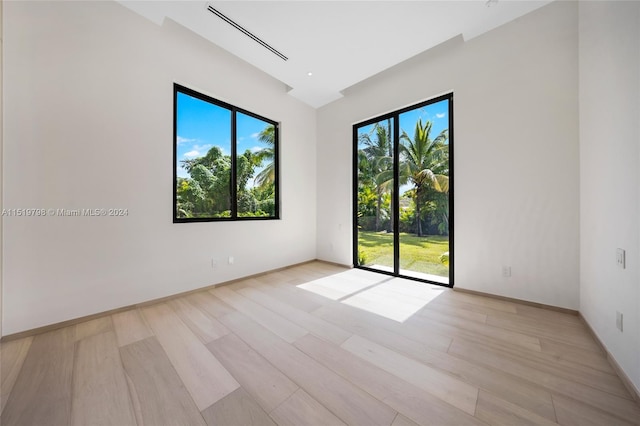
236;112;277;218
175;92;232;219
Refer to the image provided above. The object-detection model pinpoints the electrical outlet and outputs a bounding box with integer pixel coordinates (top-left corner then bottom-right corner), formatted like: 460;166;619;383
228;256;234;265
616;249;626;269
502;266;511;278
211;258;219;269
616;311;623;332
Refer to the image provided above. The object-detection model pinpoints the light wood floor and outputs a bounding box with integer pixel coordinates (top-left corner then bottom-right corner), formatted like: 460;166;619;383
2;261;639;426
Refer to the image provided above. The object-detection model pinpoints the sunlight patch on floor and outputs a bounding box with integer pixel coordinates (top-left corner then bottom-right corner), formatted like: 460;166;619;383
297;268;446;322
296;269;387;300
341;277;445;322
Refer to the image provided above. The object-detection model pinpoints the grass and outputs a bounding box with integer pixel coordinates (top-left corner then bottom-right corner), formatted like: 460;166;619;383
358;231;449;277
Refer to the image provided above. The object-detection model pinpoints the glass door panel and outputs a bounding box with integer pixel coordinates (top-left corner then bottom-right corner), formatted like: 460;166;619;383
398;99;450;284
355;118;395;274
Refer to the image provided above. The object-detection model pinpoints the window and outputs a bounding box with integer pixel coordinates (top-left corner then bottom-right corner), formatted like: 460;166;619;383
353;94;453;287
174;84;279;222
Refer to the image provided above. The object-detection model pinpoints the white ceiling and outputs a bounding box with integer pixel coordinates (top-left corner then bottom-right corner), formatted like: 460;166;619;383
117;0;553;108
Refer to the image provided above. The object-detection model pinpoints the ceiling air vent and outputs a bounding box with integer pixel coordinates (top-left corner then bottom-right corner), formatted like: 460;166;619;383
206;4;288;61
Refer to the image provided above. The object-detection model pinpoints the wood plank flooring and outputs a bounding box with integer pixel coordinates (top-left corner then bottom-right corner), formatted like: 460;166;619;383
120;336;206;426
70;331;136;426
1;261;639;426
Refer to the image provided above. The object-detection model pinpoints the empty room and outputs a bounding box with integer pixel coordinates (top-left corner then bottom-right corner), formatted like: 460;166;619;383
1;0;639;425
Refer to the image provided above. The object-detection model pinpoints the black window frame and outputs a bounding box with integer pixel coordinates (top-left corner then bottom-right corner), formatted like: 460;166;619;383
173;83;280;223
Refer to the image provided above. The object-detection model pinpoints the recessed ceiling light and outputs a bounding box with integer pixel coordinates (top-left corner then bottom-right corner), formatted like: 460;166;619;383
307;72;313;76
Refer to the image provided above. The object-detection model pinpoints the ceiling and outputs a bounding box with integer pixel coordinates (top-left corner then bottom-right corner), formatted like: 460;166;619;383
117;0;552;108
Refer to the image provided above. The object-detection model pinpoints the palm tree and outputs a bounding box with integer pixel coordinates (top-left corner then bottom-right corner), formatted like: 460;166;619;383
399;119;448;236
254;125;275;188
359;122;393;231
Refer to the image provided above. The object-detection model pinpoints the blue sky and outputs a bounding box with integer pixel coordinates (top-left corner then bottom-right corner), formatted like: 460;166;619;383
398;99;449;141
176;92;271;179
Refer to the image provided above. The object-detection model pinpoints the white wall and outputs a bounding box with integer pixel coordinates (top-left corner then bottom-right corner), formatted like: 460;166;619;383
0;0;4;336
2;0;317;335
317;1;580;309
579;1;640;393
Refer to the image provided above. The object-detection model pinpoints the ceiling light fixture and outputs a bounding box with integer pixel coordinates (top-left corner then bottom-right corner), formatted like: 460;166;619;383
206;4;288;61
307;72;313;76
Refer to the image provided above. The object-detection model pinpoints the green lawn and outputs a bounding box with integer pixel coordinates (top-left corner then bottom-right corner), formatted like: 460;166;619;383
358;231;449;277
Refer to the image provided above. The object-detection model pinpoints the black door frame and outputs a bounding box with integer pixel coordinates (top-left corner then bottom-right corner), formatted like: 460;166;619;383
352;93;454;288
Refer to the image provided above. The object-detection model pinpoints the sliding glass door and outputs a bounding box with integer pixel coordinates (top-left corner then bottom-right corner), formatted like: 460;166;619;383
354;94;453;287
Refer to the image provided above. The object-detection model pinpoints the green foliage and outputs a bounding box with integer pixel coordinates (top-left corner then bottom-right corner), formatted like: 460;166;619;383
176;143;275;219
357;185;377;219
399;204;415;233
254;125;276;188
357;250;368;266
439;251;450;266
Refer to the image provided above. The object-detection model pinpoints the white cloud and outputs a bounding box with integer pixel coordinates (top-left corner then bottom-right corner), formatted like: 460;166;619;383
436;113;446;119
250;146;263;153
251;132;260;139
176;165;189;178
184;150;200;158
193;144;212;153
177;136;196;145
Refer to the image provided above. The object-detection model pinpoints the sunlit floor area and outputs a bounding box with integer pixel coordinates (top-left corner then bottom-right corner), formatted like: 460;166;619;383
298;268;445;322
1;261;639;426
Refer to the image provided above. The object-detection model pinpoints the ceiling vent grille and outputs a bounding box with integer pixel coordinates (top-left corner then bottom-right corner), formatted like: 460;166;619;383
206;4;288;61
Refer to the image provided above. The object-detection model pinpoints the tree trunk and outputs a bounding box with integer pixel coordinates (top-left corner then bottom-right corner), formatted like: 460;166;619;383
415;189;422;236
388;193;394;233
375;190;382;231
387;118;394;233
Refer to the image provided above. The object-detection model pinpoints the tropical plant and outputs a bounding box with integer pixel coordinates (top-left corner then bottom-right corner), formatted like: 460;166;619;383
359;121;393;231
254;125;275;188
357;250;368;266
399;119;449;236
